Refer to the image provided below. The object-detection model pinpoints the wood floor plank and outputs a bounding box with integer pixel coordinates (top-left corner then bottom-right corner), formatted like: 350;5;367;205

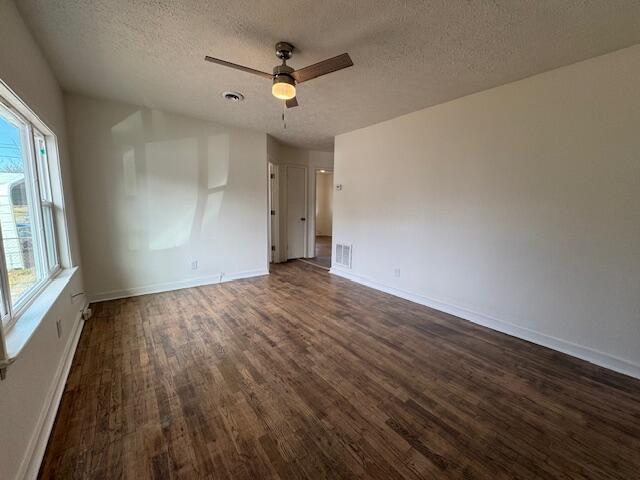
39;261;640;479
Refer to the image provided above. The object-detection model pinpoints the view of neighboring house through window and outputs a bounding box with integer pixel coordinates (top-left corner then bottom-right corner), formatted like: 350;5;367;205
0;96;59;328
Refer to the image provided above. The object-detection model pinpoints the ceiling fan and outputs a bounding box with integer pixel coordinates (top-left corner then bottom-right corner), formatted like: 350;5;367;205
205;42;353;108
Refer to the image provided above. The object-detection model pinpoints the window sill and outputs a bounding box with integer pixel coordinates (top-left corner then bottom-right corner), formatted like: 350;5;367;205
4;266;80;361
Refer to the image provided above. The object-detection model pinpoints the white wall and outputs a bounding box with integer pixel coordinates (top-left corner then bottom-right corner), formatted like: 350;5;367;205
0;1;86;479
268;140;333;259
315;172;333;236
332;44;640;378
65;93;269;299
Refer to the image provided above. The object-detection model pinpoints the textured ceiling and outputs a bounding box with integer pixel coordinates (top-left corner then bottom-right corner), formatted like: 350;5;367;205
16;0;640;150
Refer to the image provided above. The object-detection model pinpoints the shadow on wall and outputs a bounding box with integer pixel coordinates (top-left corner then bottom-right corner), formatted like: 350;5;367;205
108;108;232;286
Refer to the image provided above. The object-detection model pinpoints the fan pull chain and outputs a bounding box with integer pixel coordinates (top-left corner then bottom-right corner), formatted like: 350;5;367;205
282;104;287;129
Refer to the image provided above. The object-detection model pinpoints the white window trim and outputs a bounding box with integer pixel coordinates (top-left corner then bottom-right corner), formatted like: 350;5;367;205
0;97;61;332
0;79;75;379
1;266;79;378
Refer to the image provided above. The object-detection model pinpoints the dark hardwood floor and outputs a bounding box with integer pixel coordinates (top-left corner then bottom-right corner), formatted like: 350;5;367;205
40;261;640;479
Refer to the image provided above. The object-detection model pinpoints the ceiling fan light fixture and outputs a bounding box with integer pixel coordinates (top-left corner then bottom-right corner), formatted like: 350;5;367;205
206;42;353;109
272;75;296;100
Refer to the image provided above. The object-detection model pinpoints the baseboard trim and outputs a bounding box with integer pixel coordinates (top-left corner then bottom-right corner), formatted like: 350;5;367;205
89;269;270;303
18;306;86;480
297;258;330;271
329;267;640;380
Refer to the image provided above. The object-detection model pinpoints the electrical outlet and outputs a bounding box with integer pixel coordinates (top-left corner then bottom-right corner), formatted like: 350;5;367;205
394;268;401;278
56;319;62;339
191;260;198;270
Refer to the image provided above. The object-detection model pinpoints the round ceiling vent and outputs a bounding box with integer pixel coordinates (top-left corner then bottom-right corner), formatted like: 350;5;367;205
222;91;244;102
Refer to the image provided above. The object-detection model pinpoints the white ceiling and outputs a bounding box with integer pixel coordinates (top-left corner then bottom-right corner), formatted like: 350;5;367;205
16;0;640;151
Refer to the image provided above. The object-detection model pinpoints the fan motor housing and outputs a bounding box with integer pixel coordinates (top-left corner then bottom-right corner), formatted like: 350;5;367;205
273;64;295;90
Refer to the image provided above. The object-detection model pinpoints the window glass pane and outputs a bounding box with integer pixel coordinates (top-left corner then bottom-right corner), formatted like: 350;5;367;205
0;108;44;306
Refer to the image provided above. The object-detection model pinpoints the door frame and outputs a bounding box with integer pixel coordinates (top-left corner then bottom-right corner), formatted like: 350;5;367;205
311;167;333;258
284;164;308;260
267;161;280;265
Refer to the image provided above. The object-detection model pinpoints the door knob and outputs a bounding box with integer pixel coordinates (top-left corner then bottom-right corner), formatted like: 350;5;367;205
300;217;306;221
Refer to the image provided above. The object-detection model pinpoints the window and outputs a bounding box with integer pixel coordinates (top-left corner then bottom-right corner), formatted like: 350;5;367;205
0;96;60;330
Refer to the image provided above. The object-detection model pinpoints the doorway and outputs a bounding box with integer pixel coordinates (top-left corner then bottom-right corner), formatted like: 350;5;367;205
308;169;333;269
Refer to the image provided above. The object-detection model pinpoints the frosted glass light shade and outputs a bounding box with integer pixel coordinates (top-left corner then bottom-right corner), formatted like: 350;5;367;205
272;80;296;100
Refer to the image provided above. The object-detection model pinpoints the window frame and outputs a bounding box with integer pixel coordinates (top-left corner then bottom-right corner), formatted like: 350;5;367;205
0;95;61;332
33;127;61;275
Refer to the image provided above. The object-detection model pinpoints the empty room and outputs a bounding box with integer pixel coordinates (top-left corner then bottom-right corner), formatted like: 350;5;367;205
1;1;639;479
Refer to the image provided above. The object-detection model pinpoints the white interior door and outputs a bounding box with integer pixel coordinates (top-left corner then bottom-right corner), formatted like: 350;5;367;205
286;165;307;259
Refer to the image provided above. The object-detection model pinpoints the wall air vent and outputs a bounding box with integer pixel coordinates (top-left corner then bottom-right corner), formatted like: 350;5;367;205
335;243;352;268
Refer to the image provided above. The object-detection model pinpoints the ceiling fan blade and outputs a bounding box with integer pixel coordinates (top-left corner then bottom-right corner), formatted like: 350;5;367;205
286;97;299;108
291;53;353;83
204;56;272;80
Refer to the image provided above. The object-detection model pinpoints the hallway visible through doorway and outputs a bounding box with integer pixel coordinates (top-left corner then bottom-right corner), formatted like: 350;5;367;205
307;235;331;268
301;170;333;269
